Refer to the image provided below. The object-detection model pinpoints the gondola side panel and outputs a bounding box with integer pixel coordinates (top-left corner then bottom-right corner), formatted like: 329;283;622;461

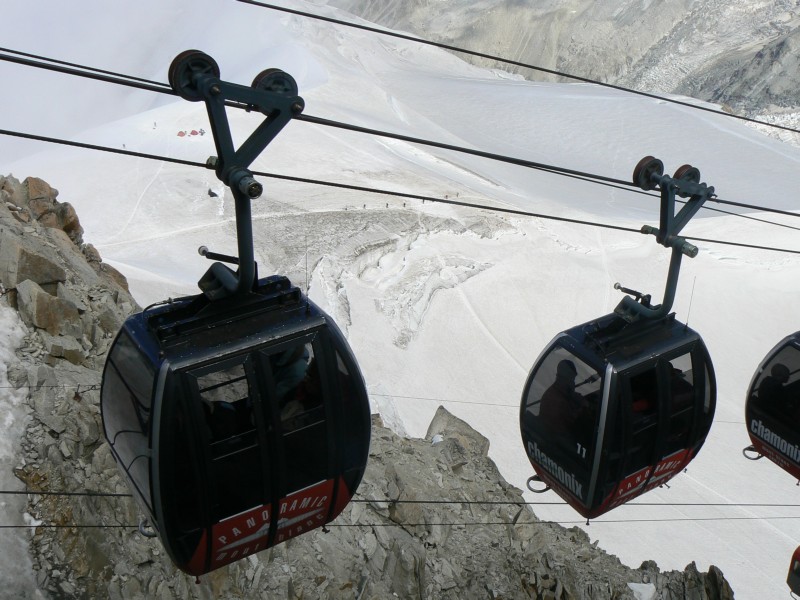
323;320;372;518
788;546;800;595
520;337;605;518
100;323;159;519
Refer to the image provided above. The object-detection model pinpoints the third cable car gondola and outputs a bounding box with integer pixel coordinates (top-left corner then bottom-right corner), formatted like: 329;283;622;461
100;51;371;576
743;332;800;479
520;157;717;519
789;545;800;596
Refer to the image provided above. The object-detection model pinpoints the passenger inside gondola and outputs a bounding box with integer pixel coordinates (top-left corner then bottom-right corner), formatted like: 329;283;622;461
758;363;793;418
272;344;311;402
280;358;323;427
270;343;324;428
540;359;583;435
524;350;601;471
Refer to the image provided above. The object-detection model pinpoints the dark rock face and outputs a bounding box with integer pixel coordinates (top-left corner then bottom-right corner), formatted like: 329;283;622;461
1;175;736;599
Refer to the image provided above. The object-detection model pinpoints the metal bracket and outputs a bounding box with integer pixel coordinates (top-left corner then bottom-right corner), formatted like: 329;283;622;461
168;50;304;299
742;445;764;461
615;156;715;321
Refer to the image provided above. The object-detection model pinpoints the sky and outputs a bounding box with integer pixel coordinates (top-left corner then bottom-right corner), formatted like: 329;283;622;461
3;1;800;598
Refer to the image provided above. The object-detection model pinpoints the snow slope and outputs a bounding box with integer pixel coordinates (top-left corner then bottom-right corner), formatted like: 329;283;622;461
2;1;800;598
327;0;800;115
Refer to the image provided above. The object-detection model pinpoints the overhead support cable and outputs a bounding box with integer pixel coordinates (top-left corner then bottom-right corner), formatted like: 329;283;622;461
295;113;633;187
3;49;800;221
2;127;799;255
0;50;171;96
3;514;799;530
0;46;169;89
2;487;799;508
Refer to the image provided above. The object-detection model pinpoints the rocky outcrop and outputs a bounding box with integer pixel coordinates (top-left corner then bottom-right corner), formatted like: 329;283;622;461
0;174;136;370
2;174;735;599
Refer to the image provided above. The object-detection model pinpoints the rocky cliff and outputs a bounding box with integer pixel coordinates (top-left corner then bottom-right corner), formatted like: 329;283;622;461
0;174;735;599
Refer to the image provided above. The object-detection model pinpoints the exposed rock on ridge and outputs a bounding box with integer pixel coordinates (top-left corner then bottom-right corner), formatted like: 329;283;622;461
1;174;735;599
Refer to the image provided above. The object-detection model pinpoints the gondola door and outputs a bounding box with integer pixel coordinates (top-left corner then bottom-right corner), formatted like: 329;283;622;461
600;347;714;515
260;334;336;547
156;352;274;575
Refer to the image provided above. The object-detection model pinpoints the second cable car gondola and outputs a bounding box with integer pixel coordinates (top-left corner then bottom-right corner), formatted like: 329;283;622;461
520;157;717;519
743;332;800;479
100;51;370;576
789;545;800;596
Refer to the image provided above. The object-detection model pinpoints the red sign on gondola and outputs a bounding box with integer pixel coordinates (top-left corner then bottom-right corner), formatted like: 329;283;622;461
207;479;335;571
603;448;692;513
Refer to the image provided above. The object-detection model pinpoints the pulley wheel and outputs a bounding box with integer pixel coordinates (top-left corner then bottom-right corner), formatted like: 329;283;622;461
632;156;664;191
673;164;701;184
252;68;298;96
168;50;220;101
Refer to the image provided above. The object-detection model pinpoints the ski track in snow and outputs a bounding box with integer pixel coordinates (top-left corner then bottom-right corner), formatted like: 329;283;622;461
679;468;799;546
116;161;165;238
451;276;527;375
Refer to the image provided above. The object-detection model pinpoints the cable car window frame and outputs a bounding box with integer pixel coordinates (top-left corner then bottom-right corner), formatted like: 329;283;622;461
664;352;697;454
585;363;614;508
257;332;334;496
751;341;800;422
154;371;208;567
618;359;666;481
184;353;270;523
521;339;605;508
102;330;155;513
611;342;709;493
331;345;371;484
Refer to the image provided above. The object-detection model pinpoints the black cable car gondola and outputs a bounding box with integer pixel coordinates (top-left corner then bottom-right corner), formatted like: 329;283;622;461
520;157;717;519
101;51;370;576
789;546;800;596
743;332;800;480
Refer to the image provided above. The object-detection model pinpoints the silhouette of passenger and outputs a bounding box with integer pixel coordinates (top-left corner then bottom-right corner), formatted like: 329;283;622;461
759;363;792;416
272;345;310;402
540;360;585;435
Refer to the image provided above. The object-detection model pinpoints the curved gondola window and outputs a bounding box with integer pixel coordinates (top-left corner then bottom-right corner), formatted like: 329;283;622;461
666;353;695;454
790;550;800;594
522;347;602;502
752;345;800;423
103;331;154;510
194;360;265;521
269;341;328;492
159;388;204;565
336;350;369;478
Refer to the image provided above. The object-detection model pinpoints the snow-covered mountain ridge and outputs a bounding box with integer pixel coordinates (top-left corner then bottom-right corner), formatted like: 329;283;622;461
327;0;800;119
